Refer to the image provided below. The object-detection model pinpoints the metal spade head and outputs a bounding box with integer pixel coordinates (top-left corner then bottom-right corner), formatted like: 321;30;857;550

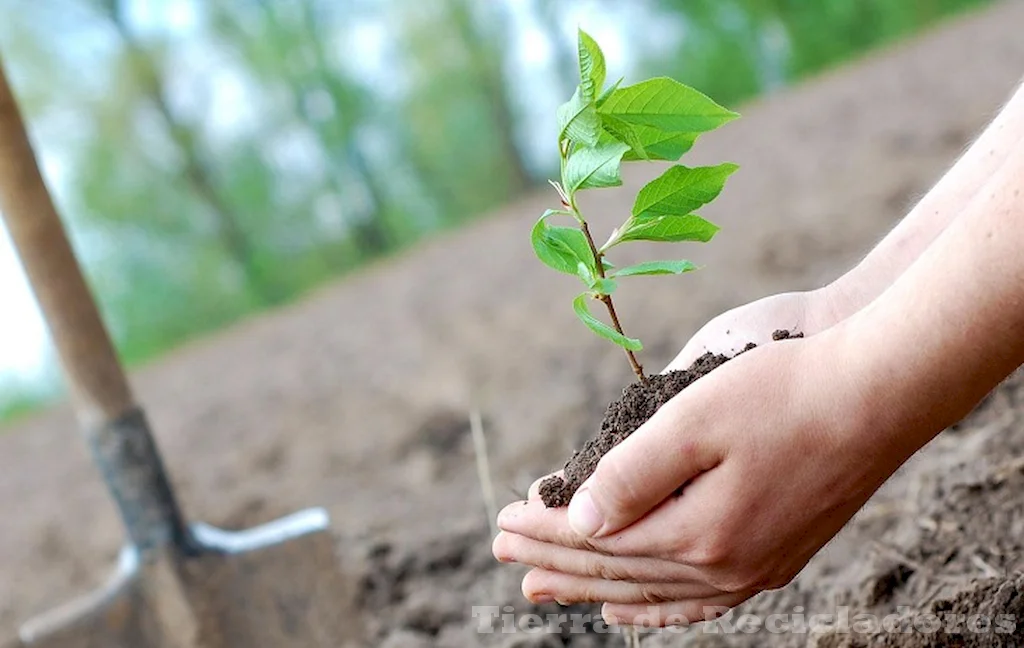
16;508;360;648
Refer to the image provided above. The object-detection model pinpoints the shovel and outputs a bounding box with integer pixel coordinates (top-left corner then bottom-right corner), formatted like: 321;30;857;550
0;56;359;648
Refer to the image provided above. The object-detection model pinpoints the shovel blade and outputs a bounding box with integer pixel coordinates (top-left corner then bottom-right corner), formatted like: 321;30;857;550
183;511;361;647
17;547;198;648
14;509;360;648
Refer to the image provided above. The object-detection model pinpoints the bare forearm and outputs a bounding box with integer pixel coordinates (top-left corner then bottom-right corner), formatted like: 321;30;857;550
826;80;1024;318
837;139;1024;458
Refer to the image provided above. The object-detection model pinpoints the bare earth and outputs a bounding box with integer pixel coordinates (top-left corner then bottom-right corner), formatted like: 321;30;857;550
3;3;1024;646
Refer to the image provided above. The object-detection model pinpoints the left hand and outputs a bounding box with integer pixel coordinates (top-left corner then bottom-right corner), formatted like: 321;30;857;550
663;288;841;371
493;329;917;627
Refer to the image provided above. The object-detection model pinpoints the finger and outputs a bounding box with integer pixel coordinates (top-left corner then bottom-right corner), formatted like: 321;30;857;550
498;499;599;551
497;499;659;556
501;471;728;562
602;593;750;627
567;386;723;538
493;532;703;583
522;568;723;605
528;470;564;500
498;500;591;549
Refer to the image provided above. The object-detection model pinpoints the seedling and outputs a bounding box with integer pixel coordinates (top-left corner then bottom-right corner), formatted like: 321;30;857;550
532;29;739;385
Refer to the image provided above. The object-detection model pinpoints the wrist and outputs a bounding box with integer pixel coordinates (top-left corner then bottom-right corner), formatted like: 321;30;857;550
820;309;952;467
775;326;923;500
806;277;868;332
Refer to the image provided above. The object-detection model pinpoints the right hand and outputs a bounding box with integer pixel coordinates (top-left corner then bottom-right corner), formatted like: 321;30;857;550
525;288;853;501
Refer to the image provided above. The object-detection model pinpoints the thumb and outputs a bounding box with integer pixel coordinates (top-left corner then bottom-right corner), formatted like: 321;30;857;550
567;393;721;538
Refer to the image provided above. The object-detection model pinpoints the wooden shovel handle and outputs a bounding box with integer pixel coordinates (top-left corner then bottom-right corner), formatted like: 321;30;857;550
0;58;193;552
0;56;134;427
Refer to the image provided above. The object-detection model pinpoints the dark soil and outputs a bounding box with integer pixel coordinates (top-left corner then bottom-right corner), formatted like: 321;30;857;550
539;330;801;508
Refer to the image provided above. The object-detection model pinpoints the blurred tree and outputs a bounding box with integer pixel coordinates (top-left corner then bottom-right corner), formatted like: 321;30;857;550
449;0;532;194
393;0;533;220
760;0;993;79
643;0;773;104
96;0;286;306
653;0;995;100
209;0;396;261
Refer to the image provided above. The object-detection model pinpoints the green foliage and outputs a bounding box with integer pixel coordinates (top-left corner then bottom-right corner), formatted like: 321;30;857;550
576;262;618;295
632;163;738;218
649;0;996;108
563;141;631;193
596;78;623;107
621;126;697;162
611;260;697;277
573;294;642;351
558;87;602;147
607;214;719;249
531;210;596;276
598;77;739;134
533;30;737;361
577;30;607;101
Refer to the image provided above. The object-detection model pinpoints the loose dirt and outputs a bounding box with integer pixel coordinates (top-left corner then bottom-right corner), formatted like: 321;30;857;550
539;351;734;508
540;330;801;508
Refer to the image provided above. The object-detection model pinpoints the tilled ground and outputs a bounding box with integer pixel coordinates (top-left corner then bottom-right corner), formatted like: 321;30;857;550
3;2;1024;646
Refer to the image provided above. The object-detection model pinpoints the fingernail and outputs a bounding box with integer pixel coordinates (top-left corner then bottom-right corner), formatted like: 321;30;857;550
532;594;555;604
567;486;604;537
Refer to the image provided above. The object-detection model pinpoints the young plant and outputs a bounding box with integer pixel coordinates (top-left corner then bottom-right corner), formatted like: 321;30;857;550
532;29;739;385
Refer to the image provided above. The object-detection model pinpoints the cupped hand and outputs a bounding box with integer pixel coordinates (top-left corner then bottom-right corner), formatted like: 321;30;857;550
666;288;846;371
494;329;914;627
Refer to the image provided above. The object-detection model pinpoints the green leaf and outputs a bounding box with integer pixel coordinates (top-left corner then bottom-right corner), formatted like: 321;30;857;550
596;77;622;108
573;294;642;351
609;214;720;247
531;211;597;275
576;261;618;294
599;77;739;134
563;141;630;194
557;86;601;147
632;163;739;218
595;277;617;294
576;260;596;285
600;114;647;160
611;260;698;277
622;126;697;162
577;29;606;103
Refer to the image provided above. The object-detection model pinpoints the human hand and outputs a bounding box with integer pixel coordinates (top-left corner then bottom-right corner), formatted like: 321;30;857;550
666;287;848;371
494;328;922;626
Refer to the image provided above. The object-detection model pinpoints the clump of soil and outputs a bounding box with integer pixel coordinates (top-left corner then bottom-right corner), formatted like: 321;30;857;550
539;330;801;507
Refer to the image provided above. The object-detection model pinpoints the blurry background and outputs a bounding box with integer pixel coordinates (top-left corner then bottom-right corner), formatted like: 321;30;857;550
0;0;996;422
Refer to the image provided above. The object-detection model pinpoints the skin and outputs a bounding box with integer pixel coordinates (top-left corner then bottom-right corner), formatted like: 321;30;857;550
494;80;1024;627
670;77;1024;369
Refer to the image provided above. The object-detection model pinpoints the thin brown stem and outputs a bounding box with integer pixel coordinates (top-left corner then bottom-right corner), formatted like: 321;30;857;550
579;220;605;278
580;220;648;385
601;294;646;384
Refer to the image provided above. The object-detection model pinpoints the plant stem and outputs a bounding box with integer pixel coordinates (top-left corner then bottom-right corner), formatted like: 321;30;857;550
560;139;647;386
579;219;648;385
